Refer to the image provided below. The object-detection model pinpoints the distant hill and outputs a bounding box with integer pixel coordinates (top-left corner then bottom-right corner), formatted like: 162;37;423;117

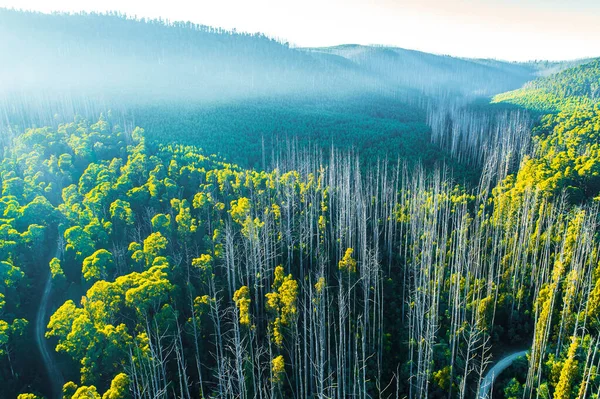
0;9;378;102
493;58;600;112
523;59;600;100
0;8;561;106
519;58;596;77
304;44;538;97
1;8;595;177
490;57;600;203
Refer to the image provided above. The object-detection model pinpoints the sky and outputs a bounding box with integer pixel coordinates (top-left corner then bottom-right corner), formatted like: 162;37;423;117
1;0;599;61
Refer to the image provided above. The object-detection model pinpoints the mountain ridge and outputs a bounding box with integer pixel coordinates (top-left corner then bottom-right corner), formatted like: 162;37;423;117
1;8;582;102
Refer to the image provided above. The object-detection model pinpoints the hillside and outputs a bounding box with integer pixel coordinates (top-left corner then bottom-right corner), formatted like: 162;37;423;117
493;58;600;112
0;9;547;104
0;9;548;178
0;9;374;102
522;58;600;100
3;9;600;399
492;58;600;201
305;44;537;96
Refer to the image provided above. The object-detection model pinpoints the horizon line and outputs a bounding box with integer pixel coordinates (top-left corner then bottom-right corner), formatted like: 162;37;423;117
1;6;599;64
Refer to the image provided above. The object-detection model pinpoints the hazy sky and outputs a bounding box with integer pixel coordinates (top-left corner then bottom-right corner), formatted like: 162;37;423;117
1;0;599;61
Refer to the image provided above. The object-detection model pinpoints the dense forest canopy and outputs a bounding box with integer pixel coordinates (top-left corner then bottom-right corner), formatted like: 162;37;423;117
1;7;600;399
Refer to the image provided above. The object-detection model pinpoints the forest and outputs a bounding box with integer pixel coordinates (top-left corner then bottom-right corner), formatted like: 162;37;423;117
1;7;600;399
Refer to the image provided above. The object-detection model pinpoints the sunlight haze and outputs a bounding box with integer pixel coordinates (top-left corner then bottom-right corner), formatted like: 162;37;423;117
1;0;599;61
2;1;600;399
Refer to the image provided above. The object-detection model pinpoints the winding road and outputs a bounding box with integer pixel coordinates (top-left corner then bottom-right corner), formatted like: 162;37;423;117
478;350;528;398
34;242;64;399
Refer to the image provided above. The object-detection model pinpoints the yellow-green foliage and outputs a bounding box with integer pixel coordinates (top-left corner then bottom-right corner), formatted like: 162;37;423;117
49;257;65;280
554;337;580;399
62;381;78;399
150;214;171;236
532;284;555;361
71;386;101;399
271;355;286;385
82;249;114;281
192;254;214;280
46;266;173;383
315;277;326;295
339;248;357;273
16;394;41;399
265;266;298;346
128;242;144;266
102;373;130;399
433;365;451;391
193;295;211;319
109;200;134;227
494;74;600;204
0;260;24;287
172;199;197;238
587;270;600;323
476;295;493;331
233;286;251;326
142;232;168;265
0;317;28;357
229;197;251;224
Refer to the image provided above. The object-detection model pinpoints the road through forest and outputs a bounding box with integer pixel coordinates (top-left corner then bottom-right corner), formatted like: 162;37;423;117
34;241;64;399
478;350;528;398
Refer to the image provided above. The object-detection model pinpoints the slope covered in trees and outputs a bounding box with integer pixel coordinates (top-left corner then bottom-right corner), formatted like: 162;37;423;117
124;96;461;171
0;9;364;101
0;9;578;184
2;7;600;399
0;9;551;184
491;59;600;202
304;45;536;97
468;58;600;399
0;112;595;399
494;58;600;112
0;8;545;102
0;63;598;397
